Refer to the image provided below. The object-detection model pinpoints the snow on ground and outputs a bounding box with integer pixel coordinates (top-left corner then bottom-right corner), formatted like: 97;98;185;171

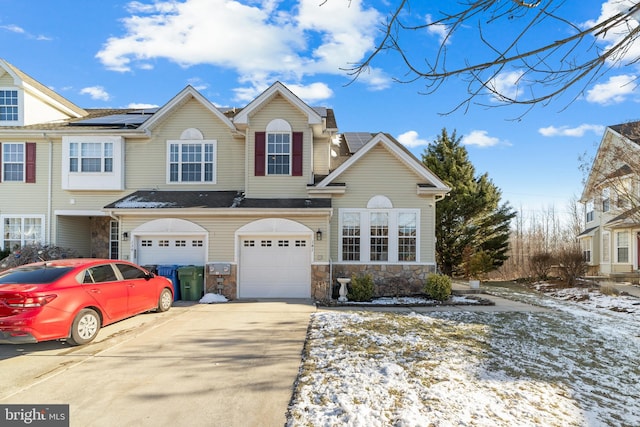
199;293;228;303
287;284;640;427
343;295;481;306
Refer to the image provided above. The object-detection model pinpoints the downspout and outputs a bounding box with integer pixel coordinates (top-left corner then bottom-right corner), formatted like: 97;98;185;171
107;210;123;260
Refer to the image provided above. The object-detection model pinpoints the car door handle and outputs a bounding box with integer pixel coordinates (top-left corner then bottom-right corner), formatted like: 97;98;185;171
89;289;101;294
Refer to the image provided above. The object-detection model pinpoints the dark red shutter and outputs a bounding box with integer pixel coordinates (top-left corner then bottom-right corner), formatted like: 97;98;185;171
0;143;2;183
25;142;36;183
255;132;266;176
292;132;303;176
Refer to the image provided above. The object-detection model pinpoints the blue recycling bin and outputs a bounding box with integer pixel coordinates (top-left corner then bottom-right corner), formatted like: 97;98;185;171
157;265;180;301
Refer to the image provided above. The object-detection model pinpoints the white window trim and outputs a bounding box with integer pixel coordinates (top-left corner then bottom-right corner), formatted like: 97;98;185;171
338;208;420;263
615;230;629;264
166;139;217;184
1;142;25;182
0;88;22;126
62;136;124;190
1;214;45;250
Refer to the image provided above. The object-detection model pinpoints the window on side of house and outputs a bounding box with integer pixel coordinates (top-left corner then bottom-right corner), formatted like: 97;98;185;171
602;188;610;213
341;212;360;261
398;212;417;261
1;216;44;250
585;200;594;223
616;231;629;263
580;238;591;263
0;90;18;122
168;141;216;183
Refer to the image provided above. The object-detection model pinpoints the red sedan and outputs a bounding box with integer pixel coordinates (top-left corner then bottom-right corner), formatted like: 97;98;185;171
0;259;174;345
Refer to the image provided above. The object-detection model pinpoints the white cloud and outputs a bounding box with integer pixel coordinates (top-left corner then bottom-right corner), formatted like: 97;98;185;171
128;103;159;109
425;14;449;45
487;71;524;102
461;130;500;147
0;24;25;34
96;0;387;91
79;86;110;101
233;81;333;104
397;130;428;148
586;74;637;104
538;124;605;137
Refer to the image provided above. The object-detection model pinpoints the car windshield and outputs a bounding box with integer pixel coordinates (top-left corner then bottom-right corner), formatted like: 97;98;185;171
0;266;74;284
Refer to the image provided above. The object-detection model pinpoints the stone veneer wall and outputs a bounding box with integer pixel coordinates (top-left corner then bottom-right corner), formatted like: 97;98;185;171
90;217;111;259
204;264;238;300
331;264;437;299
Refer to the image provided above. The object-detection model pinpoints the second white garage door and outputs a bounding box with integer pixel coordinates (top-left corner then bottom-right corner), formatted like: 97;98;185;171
239;236;311;298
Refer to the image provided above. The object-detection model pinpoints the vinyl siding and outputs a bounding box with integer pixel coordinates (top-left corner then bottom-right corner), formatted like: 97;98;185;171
313;136;331;175
56;215;91;257
127;98;244;191
328;144;437;263
245;94;311;198
0;139;49;213
0;73;13;85
118;214;328;263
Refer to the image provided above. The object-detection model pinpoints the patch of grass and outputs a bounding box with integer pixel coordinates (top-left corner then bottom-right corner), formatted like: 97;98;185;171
599;284;620;296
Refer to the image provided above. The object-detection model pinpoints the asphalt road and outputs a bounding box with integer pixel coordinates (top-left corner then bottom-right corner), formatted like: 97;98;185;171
0;300;316;427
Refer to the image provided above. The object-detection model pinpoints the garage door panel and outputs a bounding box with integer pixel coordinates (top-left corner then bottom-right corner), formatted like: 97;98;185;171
239;237;311;298
137;236;205;266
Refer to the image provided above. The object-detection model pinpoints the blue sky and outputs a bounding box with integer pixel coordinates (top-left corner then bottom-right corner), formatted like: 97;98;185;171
1;1;636;220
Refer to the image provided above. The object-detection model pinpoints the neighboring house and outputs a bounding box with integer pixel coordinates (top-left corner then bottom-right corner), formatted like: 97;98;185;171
0;59;450;300
579;122;640;279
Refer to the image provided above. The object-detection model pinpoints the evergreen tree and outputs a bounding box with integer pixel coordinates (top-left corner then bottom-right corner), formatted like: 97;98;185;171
422;129;516;276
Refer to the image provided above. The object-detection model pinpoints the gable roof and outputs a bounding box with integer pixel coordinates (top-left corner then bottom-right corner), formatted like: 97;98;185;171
139;85;236;132
581;122;640;202
233;82;322;126
0;58;87;119
314;132;450;195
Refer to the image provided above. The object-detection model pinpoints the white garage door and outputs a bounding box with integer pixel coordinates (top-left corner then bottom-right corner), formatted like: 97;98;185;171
239;236;311;298
137;235;206;266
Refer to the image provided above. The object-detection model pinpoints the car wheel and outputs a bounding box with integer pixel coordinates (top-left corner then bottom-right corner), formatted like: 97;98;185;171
67;309;101;346
157;288;173;312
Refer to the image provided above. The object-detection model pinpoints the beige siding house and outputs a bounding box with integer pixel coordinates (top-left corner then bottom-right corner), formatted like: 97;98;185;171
0;59;450;300
579;122;640;280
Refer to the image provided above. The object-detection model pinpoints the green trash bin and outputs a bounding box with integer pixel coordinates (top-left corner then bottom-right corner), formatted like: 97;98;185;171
177;266;205;301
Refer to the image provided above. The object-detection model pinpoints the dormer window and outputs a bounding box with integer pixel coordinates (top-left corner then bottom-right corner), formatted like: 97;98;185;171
0;90;18;122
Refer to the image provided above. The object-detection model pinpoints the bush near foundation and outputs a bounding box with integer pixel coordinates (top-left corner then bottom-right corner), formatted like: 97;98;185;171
424;274;452;301
348;273;375;302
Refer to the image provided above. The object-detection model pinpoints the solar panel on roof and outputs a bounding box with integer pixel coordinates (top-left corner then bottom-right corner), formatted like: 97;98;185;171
70;113;153;127
343;132;373;153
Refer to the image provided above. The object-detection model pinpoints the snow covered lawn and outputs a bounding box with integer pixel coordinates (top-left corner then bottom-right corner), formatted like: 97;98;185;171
287;285;640;426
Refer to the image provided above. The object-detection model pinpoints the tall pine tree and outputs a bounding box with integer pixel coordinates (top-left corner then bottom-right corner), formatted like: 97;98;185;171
422;129;516;276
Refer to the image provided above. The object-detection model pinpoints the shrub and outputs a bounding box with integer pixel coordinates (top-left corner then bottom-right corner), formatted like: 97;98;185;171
530;251;555;281
348;274;375;302
424;274;452;301
556;246;586;286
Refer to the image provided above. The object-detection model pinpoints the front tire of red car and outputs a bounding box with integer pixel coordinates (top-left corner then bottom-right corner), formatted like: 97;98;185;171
67;309;101;346
157;288;173;312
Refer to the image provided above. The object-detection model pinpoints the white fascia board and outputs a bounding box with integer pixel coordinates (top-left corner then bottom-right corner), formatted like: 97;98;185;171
139;86;236;132
316;133;450;191
234;82;322;126
307;186;346;195
55;210;108;216
22;82;86;118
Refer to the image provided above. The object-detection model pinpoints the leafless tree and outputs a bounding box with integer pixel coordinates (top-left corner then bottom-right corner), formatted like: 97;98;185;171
340;0;640;114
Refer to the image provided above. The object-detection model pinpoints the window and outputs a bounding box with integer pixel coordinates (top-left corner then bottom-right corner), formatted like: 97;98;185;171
602;232;610;263
175;240;186;247
616;231;629;263
585;200;594;223
342;212;361;261
278;240;289;247
69;142;113;173
84;265;118;283
2;216;43;250
110;221;119;259
340;209;419;263
261;240;272;247
244;240;255;247
0;90;18;122
370;213;389;261
2;143;23;181
581;238;591;263
398;213;417;261
168;141;216;183
267;132;291;175
116;263;147;279
602;188;610;213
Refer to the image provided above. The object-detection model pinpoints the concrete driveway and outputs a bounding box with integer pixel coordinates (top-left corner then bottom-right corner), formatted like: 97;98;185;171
0;300;316;427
